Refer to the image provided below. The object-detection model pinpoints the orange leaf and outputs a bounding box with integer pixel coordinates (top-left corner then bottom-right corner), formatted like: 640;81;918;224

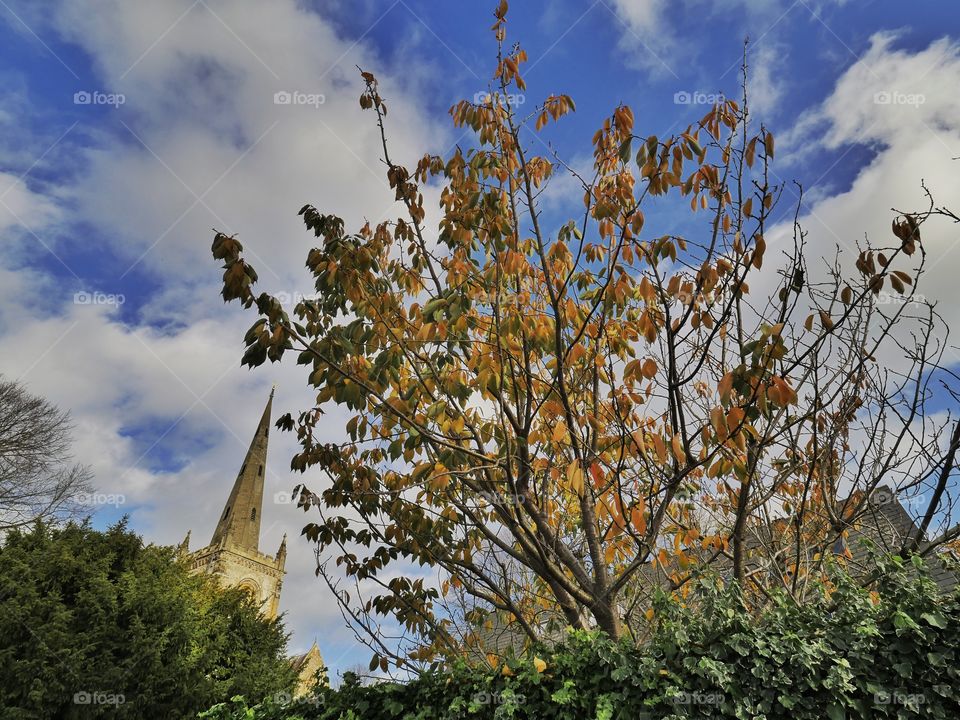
589;462;605;489
630;502;647;534
552;422;567;443
641;358;658;379
671;434;686;464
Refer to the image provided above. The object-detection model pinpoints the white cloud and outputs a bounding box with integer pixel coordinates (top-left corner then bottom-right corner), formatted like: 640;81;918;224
747;44;784;117
0;0;451;673
606;0;846;87
777;32;960;339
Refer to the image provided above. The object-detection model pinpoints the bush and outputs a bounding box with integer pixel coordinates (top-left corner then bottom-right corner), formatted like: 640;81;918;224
202;555;960;719
0;520;297;719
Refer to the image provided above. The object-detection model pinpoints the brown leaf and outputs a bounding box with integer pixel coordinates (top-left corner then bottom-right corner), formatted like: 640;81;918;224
819;310;834;331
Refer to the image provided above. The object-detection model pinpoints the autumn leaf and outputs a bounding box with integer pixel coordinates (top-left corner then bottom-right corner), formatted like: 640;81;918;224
210;13;954;670
566;462;585;495
630;501;647;534
552;422;568;443
671;434;687;464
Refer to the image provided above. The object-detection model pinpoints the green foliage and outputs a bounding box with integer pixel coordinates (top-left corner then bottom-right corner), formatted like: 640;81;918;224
203;558;959;719
0;520;297;719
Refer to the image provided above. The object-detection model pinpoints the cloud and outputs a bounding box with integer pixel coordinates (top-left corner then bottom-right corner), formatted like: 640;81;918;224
605;0;677;77
747;44;784;117
605;0;846;85
0;0;452;674
769;32;960;375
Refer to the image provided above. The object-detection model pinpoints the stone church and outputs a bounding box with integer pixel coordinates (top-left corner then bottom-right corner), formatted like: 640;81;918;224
178;388;324;693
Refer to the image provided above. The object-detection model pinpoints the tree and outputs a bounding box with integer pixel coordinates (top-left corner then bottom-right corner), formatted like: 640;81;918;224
0;520;297;718
211;2;960;669
0;376;92;530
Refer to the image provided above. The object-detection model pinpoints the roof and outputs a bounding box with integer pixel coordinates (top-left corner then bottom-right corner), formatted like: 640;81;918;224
471;488;958;657
289;641;323;672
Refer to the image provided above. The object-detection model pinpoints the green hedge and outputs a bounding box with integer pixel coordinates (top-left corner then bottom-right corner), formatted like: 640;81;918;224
202;555;960;719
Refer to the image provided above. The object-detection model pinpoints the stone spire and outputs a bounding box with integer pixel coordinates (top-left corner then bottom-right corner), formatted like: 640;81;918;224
177;530;191;557
209;387;274;552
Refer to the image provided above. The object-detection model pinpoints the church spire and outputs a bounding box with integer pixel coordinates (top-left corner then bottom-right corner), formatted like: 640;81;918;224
209;387;274;551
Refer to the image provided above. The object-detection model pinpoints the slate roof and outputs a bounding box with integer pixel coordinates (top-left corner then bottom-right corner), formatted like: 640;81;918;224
467;488;957;660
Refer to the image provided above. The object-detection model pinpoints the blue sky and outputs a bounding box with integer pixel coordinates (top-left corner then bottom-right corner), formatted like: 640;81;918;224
1;0;959;679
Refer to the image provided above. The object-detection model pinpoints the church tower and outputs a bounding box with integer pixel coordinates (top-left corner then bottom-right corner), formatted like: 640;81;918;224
181;388;286;619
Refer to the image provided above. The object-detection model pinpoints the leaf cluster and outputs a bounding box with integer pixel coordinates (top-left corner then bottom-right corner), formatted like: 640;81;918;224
203;561;960;719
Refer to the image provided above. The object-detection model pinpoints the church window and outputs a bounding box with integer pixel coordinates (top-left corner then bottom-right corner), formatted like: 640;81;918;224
251;508;256;521
258;465;263;476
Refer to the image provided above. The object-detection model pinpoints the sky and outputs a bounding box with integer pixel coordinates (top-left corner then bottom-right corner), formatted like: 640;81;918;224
0;0;959;679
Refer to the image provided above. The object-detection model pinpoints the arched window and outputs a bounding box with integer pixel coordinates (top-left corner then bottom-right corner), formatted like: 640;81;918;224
258;465;263;476
237;579;259;599
250;507;256;521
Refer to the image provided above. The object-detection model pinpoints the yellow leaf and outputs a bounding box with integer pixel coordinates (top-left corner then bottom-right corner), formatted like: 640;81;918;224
710;406;726;439
566;462;585;495
552;422;568;443
671;434;686;464
533;656;547;673
501;664;514;677
651;434;667;463
632;430;647;455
